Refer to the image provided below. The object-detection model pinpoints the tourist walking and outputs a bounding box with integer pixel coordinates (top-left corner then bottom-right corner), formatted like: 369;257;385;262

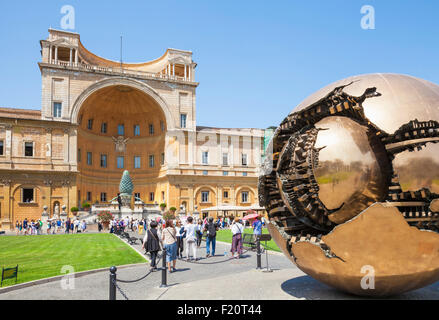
142;221;162;271
204;217;218;257
98;221;103;232
81;220;87;233
231;217;244;258
46;220;51;234
23;218;28;235
252;215;263;241
161;220;178;273
15;220;20;235
65;219;71;234
195;219;203;247
184;217;197;261
175;220;185;259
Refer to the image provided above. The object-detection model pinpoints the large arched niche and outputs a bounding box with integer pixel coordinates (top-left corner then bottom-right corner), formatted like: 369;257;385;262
75;80;170;205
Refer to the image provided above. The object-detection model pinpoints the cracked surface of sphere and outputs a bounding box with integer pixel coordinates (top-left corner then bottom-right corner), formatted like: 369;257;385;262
259;73;439;296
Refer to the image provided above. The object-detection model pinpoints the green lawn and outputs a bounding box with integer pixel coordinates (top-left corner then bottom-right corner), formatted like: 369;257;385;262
0;233;146;287
216;228;281;252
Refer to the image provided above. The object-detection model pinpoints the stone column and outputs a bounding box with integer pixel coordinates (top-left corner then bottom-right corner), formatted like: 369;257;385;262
45;127;52;164
63;128;70;164
75;49;78;65
184;65;187;80
43;179;52;218
172;64;175;77
54;46;58;64
5;124;12;163
49;46;53;63
69;48;73;66
1;179;12;230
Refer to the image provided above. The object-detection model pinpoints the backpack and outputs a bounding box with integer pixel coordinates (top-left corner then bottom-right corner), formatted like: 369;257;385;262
206;222;217;238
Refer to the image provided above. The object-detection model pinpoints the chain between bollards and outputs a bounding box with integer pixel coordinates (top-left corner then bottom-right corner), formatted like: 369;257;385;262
160;247;167;288
109;266;117;300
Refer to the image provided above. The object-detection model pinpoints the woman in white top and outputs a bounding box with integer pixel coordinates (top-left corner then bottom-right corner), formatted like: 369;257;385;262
184;216;198;261
231;217;244;258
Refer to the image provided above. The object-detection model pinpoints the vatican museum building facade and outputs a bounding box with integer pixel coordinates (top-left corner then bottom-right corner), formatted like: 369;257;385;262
0;29;266;229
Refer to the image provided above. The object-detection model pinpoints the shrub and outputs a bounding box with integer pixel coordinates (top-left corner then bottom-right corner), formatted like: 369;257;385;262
169;206;177;212
97;211;113;223
82;202;91;208
70;207;79;212
160;203;167;208
163;211;175;221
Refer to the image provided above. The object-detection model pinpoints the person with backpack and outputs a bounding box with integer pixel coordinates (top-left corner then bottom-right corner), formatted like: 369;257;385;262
142;220;162;272
195;219;203;248
204;217;218;258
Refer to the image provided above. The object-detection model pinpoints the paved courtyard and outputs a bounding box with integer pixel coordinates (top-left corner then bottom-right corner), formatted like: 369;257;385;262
1;231;439;300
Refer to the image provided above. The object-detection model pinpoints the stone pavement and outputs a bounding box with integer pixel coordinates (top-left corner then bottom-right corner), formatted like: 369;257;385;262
1;230;439;300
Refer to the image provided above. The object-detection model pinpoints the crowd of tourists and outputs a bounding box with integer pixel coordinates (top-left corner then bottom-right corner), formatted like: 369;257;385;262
140;214;265;273
15;218;88;235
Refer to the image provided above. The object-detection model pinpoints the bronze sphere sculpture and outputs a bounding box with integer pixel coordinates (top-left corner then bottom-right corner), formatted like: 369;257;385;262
259;73;439;296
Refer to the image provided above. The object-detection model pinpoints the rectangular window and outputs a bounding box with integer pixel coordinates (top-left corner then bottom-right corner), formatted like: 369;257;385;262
134;125;140;136
223;191;229;199
222;153;228;166
134;193;141;200
117;156;124;169
202;151;208;165
180;114;187;128
149;155;155;168
22;188;34;203
53;102;62;118
87;152;92;165
160;121;165;132
101;122;107;133
100;154;107;168
100;192;107;202
243;172;248;177
77;148;81;162
161;153;165;165
86;192;91;202
134;156;141;169
242;153;248;166
149;124;154;135
223;171;228;176
149;192;155;202
201;191;209;203
87;119;93;130
202;170;208;176
242;191;249;203
118;124;125;136
0;141;4;156
24;142;34;157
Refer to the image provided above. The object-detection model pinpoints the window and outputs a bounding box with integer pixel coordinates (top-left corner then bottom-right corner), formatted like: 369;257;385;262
0;141;4;156
180;114;187;128
242;153;248;166
117;156;124;169
86;192;91;202
24;142;34;157
77;148;81;162
223;171;228;176
149;124;154;135
243;172;248;177
160;121;165;132
134;193;141;200
87;152;92;165
149;192;155;202
134;125;140;136
100;193;107;202
101;122;107;133
224;191;229;199
161;153;165;165
202;170;208;176
87;119;93;130
242;191;249;203
118;124;124;136
134;156;141;169
201;191;209;203
53;102;62;118
149;155;155;168
222;153;228;166
22;188;34;203
161;191;165;200
202;151;208;165
100;154;107;168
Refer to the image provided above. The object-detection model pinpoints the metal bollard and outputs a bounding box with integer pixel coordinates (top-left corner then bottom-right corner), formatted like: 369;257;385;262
256;236;262;269
160;247;167;288
109;266;117;300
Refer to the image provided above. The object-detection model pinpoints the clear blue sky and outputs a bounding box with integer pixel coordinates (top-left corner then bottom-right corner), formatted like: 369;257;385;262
1;0;438;129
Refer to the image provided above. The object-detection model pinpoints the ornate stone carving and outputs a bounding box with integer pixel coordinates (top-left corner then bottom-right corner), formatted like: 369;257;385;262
112;136;130;153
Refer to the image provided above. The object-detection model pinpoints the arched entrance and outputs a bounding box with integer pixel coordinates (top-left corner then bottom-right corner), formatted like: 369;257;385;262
75;81;168;208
